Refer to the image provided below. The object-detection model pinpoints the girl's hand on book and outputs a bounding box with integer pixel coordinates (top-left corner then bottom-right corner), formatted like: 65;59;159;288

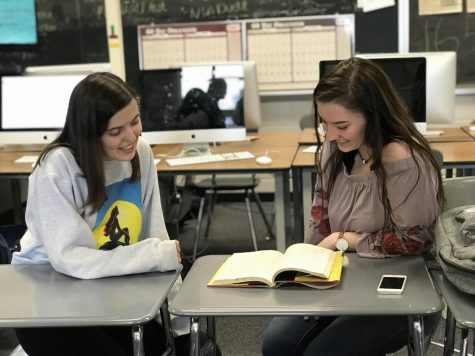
317;233;339;250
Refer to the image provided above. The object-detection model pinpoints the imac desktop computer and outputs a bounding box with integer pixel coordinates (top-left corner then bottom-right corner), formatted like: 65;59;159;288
357;52;456;126
319;56;427;134
0;74;87;146
139;61;261;152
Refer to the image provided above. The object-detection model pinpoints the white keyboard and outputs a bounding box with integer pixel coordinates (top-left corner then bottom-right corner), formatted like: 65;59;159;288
165;151;255;166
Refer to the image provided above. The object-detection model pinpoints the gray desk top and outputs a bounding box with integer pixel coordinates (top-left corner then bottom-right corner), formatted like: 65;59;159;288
169;254;443;317
429;269;475;329
0;264;181;327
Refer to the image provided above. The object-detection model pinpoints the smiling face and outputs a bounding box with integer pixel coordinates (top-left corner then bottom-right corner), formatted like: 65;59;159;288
100;99;142;161
317;101;367;153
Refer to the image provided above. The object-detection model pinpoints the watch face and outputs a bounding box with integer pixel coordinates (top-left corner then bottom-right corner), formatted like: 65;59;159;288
336;238;348;251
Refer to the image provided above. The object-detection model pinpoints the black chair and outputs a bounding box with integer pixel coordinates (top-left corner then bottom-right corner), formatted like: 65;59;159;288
187;174;274;260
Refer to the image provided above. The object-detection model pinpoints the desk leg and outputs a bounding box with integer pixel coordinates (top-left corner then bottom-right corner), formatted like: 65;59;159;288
459;328;469;356
190;317;200;356
291;167;303;242
274;171;290;252
443;308;456;356
204;316;217;356
160;298;176;356
132;325;144;356
302;169;313;238
407;315;425;356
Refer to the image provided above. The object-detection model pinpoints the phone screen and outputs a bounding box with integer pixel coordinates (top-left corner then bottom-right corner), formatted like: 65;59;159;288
379;276;405;289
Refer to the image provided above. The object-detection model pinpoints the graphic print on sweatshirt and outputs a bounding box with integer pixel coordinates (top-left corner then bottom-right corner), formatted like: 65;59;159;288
92;179;142;250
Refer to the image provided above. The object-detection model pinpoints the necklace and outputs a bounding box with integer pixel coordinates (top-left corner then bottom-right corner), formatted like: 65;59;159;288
357;150;372;164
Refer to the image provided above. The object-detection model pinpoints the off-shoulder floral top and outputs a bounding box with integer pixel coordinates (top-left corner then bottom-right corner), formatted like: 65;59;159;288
304;140;439;258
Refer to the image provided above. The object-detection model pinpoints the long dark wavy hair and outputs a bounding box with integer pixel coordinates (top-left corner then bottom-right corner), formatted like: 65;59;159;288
313;57;444;229
35;72;141;213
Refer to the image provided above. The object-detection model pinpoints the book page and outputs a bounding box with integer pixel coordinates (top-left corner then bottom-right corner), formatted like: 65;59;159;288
278;243;335;279
210;250;284;286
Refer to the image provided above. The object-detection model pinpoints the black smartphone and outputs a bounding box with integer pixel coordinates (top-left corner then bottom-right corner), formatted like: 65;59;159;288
377;275;407;294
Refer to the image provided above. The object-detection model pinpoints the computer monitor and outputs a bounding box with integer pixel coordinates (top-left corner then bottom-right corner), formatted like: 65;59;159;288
139;62;261;147
0;74;86;145
319;57;427;133
357;52;456;125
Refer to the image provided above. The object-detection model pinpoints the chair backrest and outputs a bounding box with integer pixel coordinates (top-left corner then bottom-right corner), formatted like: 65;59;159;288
431;148;443;170
299;113;314;130
442;176;475;211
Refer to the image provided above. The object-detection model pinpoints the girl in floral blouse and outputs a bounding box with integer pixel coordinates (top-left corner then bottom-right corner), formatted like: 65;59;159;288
262;57;444;356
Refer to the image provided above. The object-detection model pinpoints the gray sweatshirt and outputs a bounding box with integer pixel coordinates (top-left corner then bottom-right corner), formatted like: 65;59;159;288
12;137;179;279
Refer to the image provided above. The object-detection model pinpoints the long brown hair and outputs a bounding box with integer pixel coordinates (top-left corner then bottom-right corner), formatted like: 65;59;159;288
36;72;141;213
313;57;444;229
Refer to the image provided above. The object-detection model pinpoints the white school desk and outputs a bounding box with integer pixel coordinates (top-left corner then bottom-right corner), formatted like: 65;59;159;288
429;269;475;356
153;132;300;252
169;254;443;356
0;264;182;356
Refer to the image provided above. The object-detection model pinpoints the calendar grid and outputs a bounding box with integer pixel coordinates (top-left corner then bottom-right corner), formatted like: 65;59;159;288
138;15;354;92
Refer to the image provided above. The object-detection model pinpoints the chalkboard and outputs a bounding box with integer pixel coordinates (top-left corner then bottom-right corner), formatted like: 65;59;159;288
410;1;475;84
120;0;355;25
0;0;107;75
0;0;399;86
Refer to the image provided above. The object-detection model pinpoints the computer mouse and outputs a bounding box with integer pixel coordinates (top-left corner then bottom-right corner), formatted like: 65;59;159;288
256;156;272;165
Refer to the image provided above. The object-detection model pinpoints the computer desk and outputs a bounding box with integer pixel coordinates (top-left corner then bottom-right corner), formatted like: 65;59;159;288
153;132;300;252
169;253;443;356
0;264;182;356
292;138;475;242
0;132;301;251
430;141;475;171
298;126;474;145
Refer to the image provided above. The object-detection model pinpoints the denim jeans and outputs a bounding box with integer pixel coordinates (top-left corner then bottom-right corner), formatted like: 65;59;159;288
262;313;440;356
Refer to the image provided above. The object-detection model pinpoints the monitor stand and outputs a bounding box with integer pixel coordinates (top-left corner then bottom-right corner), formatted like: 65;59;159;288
179;143;212;157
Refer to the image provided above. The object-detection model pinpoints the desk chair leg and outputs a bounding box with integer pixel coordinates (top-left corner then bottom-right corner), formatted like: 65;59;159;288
204;316;217;356
132;325;145;356
251;188;275;240
443;308;456;356
407;315;425;356
193;197;206;261
160;298;176;356
203;191;215;240
245;189;258;251
459;328;469;356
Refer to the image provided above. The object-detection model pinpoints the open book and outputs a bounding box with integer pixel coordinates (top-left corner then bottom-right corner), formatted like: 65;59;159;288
208;243;343;289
